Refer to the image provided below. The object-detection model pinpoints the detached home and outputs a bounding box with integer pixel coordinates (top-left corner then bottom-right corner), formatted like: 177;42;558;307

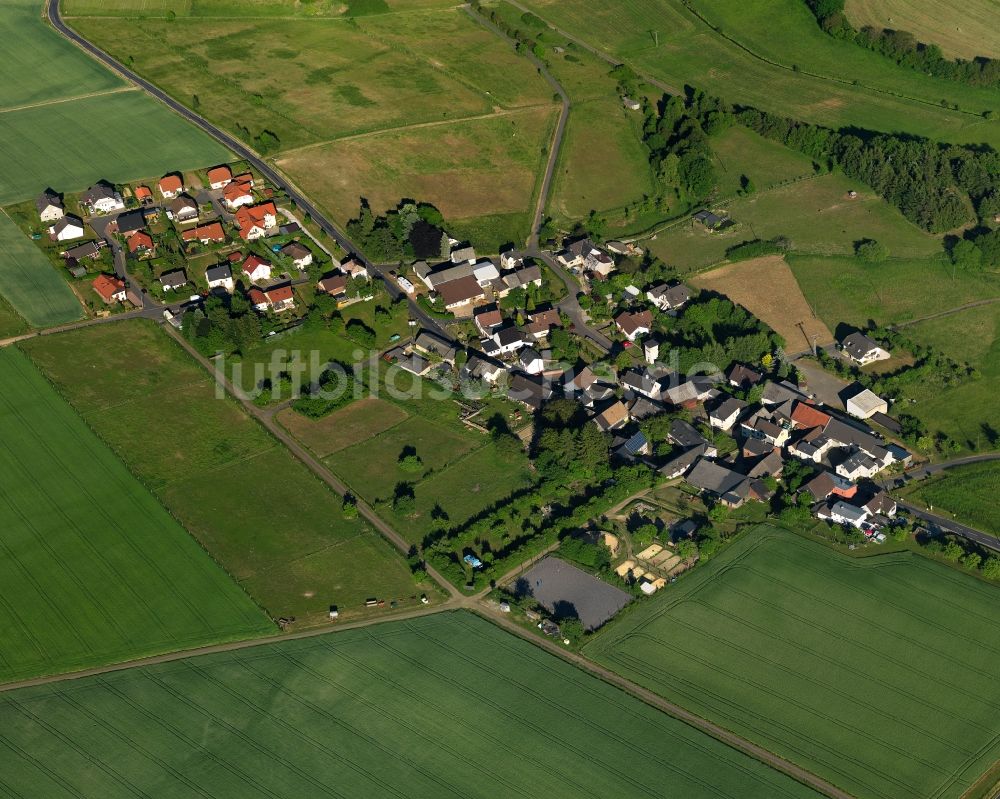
114;209;146;237
840;332;890;365
474;305;503;336
235;202;277;240
160;270;188;291
437;275;485;312
126;231;155;257
317;273;348;297
241;254;272;283
646;283;692;312
262;284;295;312
180;222;226;245
157;173;184;199
51;215;85;242
492;326;526;355
206;264;234;292
36;190;64;223
92;273;126;304
82;182;124;214
223;179;254;209
708;396;746;431
281;241;313;269
169;195;199;224
207;165;233;190
615;309;653;341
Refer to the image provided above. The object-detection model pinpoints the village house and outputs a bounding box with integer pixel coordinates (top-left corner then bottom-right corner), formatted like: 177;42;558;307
525;308;560;340
592;399;629;432
836;450;881;481
261;284;295;313
496;264;543;297
499;248;523;271
685;458;751;508
420;261;474;290
223;178;254;210
518;347;545;375
317;273;348;297
740;408;791;447
584;249;615;278
692;209;730;231
507;372;551;411
169;195;199;224
450;244;476;264
663;374;719;407
472;259;500;286
81;182;125;215
340;257;368;280
474;305;503;336
669;419;712;451
646;283;692;312
790;401;832;431
462;353;505;384
840;332;890;365
201;265;231;292
727;363;763;390
801;471;857;503
160;270;188;292
51;215;85;242
207;165;233;190
126;231;155;258
134;185;153;205
157;173;183;199
615;309;653;342
492;326;527;355
413;330;457;364
181;221;226;245
708;396;747;431
113;209;146;238
235;202;277;240
437;275;485;312
643;338;659;364
395;352;432;376
36;190;64;223
63;241;101;262
92;273;126;304
281;241;313;270
242;254;272;283
819;500;870;529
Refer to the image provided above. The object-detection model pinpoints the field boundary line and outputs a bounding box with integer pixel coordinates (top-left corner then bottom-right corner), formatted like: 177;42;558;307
274;104;555;158
0;86;136;115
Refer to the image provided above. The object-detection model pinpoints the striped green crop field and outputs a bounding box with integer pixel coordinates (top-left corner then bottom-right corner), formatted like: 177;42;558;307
586;526;1000;799
0;611;822;799
0;347;273;685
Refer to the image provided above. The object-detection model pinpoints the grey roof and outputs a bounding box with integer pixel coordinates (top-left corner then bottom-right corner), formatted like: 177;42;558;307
63;241;100;260
507;372;551;410
648;282;692;308
281;241;311;259
495;326;525;347
450;245;476;263
82;182;117;203
397;353;431;375
841;331;883;360
823;418;885;456
160;269;188;288
414;330;456;362
519;347;542;366
53;216;84;235
116;209;146;235
840;450;878;473
36;190;63;213
462;353;504;381
427;262;476;289
620;431;648;456
564;237;596;258
205;264;232;283
761;380;806;406
503;264;543;289
830;500;868;523
686;458;748;497
669;419;707;449
659;444;706;478
748;449;784;478
709;396;746;422
627;395;667;419
693;209;728;228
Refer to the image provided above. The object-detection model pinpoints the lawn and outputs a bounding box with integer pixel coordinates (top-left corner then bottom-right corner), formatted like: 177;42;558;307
0;347;272;685
276;396;410;458
691;256;834;351
901;462;1000;537
587;527;1000;799
518;0;1000;150
900;302;1000;449
845;0;1000;60
275;106;556;248
21;320;427;627
789;254;1000;330
0;90;231;205
647;167;942;272
0;0;122;110
0;211;83;326
0;611;822;799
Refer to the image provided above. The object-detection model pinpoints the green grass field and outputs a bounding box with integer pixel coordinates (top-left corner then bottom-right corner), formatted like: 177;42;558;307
0;347;272;684
587;527;1000;799
901;302;1000;448
519;0;1000;150
789;254;1000;329
0;610;822;799
0;294;29;338
0;211;83;326
21;320;426;627
845;0;1000;60
0;0;122;109
901;462;1000;537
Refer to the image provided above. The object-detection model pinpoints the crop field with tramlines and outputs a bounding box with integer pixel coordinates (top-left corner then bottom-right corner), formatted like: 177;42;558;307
0;347;273;685
586;527;1000;799
0;611;822;799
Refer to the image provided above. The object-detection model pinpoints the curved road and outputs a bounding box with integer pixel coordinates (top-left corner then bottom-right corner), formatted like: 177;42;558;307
46;0;452;344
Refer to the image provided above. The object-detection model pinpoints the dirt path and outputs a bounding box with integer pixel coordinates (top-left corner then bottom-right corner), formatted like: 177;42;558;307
892;296;1000;329
0;85;135;114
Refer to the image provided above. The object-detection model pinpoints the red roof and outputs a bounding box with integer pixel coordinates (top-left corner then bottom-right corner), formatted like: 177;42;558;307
475;306;503;328
92;273;125;302
235;202;276;239
181;221;225;243
265;284;293;302
227;251;243;263
126;231;153;253
247;288;267;305
134;185;152;200
158;174;183;194
242;254;271;275
207;165;232;185
790;402;832;430
223;179;253;203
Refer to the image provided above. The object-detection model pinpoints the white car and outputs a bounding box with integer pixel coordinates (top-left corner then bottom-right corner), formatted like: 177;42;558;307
396;276;415;294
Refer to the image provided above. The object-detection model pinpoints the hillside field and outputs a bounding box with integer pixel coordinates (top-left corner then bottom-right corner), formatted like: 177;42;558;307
0;611;823;799
0;347;273;684
845;0;1000;60
519;0;1000;150
21;321;428;627
0;211;82;327
586;527;1000;799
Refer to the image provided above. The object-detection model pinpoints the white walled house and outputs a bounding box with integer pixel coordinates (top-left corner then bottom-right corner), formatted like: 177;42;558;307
36;191;64;223
51;216;85;241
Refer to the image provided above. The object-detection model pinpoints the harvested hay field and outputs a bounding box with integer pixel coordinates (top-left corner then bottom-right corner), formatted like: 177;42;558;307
692;255;834;351
845;0;1000;60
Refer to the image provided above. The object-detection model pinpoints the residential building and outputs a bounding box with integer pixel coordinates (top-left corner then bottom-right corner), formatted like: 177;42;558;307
160;270;188;291
836;450;881;481
317;273;348;297
207;165;233;189
728;363;763;390
413;331;457;364
519;347;545;375
206;264;234;292
646;283;692;312
235;202;277;240
169;195;199;224
281;241;313;269
242;254;272;283
36;190;64;223
708;396;746;431
685;458;750;507
340;257;368;279
92;273;126;304
507;372;551;411
492;326;526;355
81;182;124;214
615;309;653;341
223;179;254;210
840;332;890;365
592;399;629;432
51;216;85;241
462;353;505;384
157;173;183;199
180;222;226;245
262;284;295;312
63;241;100;262
126;231;154;257
437;275;485;311
644;338;659;364
474;305;503;336
450;244;476;264
134;185;153;205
